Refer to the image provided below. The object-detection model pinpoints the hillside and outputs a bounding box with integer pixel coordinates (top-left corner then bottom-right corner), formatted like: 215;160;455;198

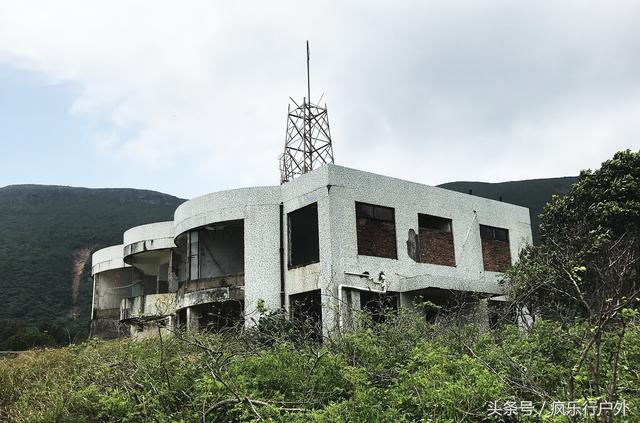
0;185;184;332
438;176;578;242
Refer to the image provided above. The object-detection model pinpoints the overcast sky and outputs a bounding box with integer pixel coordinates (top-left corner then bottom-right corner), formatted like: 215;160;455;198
0;1;638;198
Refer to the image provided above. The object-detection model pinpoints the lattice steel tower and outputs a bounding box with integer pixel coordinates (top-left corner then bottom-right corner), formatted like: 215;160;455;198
279;41;334;184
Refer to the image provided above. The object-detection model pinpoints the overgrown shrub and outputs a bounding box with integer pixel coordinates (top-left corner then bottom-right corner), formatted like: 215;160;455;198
1;313;638;422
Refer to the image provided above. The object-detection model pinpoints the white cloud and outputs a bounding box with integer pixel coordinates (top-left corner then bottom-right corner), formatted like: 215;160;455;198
1;0;639;197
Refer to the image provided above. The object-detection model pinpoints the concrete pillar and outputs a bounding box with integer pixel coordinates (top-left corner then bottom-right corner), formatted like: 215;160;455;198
466;298;490;330
168;252;180;292
186;307;199;331
321;289;338;336
244;204;281;323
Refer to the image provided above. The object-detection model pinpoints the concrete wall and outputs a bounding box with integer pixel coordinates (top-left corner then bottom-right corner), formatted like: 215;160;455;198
123;221;174;287
173;187;282;317
92;244;129;276
92;163;532;336
123;221;176;258
280;164;532;333
92;244;132;319
323;164;531;294
120;293;176;321
94;269;137;311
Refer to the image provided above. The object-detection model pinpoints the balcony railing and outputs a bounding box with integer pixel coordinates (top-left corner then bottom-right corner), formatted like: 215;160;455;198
120;293;176;322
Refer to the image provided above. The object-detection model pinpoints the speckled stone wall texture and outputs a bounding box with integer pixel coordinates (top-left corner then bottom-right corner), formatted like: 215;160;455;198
481;239;512;272
419;228;456;266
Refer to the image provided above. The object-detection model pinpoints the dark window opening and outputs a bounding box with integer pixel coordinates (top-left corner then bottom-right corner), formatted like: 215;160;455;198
290;289;322;340
479;224;511;272
411;289;481;324
355;202;397;259
488;300;516;329
177;308;187;329
480;225;509;241
199;220;245;278
418;214;455;266
419;214;452;232
360;291;399;324
193;300;244;333
157;280;169;294
288;203;320;268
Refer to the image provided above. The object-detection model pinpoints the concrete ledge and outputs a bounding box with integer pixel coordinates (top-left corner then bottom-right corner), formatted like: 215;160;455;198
93;308;120;320
123;222;176;260
91;245;129;275
120;293;176;322
175;287;244;311
173;187;280;237
179;273;244;294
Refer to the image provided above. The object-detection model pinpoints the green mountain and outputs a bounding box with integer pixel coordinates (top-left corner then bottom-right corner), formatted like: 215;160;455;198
438;176;578;242
0;185;184;338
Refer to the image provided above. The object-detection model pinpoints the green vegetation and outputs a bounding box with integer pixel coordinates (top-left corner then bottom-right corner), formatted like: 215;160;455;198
0;150;638;421
439;176;577;242
504;150;640;407
1;314;638;422
0;185;183;347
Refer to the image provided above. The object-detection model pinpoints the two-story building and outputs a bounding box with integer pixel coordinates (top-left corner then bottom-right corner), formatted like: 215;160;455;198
90;164;532;338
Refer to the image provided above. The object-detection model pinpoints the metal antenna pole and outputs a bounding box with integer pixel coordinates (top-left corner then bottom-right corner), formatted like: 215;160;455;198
307;40;311;107
279;40;334;184
305;41;312;172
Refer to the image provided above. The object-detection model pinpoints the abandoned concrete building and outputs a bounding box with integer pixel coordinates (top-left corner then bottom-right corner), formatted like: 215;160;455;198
90;164;532;338
90;45;532;338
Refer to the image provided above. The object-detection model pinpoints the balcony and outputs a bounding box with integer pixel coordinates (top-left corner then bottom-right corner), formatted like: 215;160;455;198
176;273;244;311
120;293;176;323
93;308;120;320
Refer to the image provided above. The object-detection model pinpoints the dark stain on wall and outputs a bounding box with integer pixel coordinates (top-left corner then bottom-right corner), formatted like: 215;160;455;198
406;229;420;262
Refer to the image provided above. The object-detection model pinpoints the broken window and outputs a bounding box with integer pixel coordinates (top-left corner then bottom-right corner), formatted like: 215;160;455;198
290;289;322;339
355;202;397;259
360;291;399;324
177;308;187;329
479;224;511;272
199;220;245;277
288;203;320;268
418;214;456;266
194;300;244;332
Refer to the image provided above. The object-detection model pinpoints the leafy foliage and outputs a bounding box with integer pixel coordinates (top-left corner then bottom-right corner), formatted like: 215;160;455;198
504;149;640;411
506;150;640;320
1;316;639;422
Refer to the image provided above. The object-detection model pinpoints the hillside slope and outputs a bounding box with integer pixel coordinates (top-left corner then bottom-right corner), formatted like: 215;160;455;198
438;176;577;242
0;185;184;327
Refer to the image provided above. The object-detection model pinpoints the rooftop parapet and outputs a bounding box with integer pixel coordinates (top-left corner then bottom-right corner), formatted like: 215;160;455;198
91;244;129;276
173;186;280;236
123;221;176;260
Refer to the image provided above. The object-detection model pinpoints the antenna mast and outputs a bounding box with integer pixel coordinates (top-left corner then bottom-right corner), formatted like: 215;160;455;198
279;41;334;184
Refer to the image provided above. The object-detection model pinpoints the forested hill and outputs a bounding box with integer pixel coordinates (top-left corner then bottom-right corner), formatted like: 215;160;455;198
438;176;578;242
0;185;184;330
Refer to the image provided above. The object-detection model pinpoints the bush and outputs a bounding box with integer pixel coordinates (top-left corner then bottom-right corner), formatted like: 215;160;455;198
1;315;638;422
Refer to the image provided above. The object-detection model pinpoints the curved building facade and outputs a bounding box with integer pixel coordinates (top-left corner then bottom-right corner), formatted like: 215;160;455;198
91;164;533;338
